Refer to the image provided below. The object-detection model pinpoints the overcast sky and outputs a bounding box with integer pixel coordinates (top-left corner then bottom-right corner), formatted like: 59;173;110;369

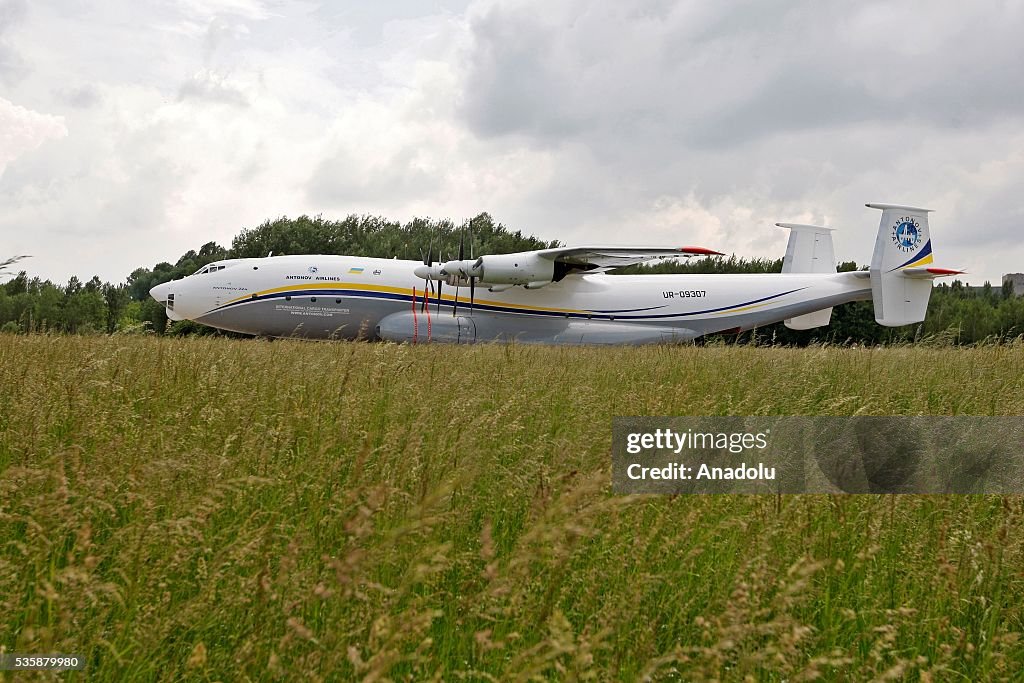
2;0;1022;284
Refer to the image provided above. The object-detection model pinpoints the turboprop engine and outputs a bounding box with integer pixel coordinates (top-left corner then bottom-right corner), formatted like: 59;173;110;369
414;252;556;287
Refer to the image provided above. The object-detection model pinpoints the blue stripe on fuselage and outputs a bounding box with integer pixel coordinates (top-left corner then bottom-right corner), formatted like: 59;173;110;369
206;286;809;321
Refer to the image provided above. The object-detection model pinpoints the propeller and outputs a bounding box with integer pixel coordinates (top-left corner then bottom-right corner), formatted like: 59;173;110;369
451;219;480;316
452;227;465;316
419;238;436;312
412;220;480;317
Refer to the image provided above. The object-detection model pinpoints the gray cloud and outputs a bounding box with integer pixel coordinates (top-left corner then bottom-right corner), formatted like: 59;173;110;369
178;69;252;106
307;144;443;207
53;84;102;108
461;5;593;141
451;0;1024;280
0;0;25;27
461;1;1024;150
201;16;251;64
0;0;28;85
1;0;1022;285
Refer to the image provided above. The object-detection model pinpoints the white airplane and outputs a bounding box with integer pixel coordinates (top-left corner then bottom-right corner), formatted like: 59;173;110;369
149;203;961;344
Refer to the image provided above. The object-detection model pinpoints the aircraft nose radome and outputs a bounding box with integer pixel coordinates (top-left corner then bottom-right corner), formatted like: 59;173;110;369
149;281;170;303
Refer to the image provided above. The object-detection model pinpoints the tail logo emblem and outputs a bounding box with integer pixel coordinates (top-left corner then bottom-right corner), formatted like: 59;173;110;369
892;217;922;253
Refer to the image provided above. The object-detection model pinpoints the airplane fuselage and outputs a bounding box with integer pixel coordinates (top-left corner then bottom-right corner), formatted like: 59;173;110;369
151;254;872;344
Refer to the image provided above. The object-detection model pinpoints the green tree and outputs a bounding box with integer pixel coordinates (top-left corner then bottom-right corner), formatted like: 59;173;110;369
102;283;130;333
30;279;64;332
229;214;553;260
64;289;106;333
4;271;28;296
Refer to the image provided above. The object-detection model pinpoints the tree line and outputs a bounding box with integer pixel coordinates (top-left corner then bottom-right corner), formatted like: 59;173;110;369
1;214;1021;344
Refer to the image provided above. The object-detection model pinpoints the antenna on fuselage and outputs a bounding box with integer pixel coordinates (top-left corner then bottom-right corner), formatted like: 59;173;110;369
267;251;273;257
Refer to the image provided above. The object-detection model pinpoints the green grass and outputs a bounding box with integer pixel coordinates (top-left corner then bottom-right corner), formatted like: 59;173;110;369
1;334;1023;681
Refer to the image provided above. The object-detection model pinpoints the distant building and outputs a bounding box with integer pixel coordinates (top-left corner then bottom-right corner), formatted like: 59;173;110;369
1003;273;1024;297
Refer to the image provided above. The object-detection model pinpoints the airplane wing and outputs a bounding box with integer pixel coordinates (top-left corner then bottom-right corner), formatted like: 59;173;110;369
534;245;724;272
420;243;725;289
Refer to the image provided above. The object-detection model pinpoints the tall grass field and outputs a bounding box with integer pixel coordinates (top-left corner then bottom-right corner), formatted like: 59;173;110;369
1;334;1023;681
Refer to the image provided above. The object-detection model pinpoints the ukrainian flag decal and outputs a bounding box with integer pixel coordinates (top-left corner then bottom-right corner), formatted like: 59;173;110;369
348;267;364;274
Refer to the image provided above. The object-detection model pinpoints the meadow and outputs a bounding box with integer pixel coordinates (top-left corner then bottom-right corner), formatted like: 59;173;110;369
1;334;1023;681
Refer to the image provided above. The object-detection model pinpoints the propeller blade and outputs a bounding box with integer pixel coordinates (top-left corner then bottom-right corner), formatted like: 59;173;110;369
434;229;443;313
468;218;476;313
427;237;436;294
419;233;441;311
442;249;450;313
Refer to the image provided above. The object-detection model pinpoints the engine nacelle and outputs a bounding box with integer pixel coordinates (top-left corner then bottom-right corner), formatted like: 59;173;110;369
476;253;554;285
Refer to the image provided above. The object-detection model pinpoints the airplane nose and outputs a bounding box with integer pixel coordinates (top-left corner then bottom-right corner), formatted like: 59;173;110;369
149;281;171;303
149;281;185;320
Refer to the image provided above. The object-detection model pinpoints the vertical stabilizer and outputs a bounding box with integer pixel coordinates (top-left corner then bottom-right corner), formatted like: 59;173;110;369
776;223;836;329
777;223;836;274
867;203;935;326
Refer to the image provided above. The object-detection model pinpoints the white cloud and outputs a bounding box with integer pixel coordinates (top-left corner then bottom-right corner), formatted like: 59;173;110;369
174;0;273;23
0;97;66;175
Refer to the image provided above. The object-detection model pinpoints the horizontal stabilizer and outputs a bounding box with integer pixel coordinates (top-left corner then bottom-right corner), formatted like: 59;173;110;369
902;266;965;279
785;308;833;330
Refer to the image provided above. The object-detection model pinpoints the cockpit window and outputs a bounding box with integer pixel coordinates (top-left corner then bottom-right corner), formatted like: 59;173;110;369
193;264;227;276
